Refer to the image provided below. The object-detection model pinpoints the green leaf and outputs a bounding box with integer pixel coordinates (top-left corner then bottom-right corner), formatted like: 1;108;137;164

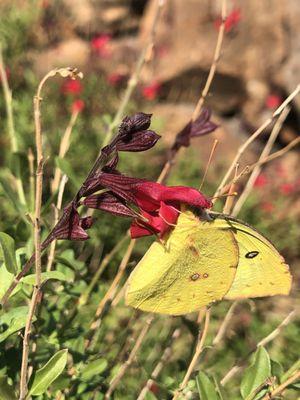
0;306;35;343
196;371;219;400
55;157;80;188
0;376;17;400
0;264;15;300
21;271;70;286
241;347;271;399
80;358;108;382
0;232;18;274
28;349;68;396
271;360;284;383
0;174;26;218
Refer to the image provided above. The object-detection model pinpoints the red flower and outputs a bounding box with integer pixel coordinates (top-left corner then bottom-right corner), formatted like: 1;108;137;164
61;79;83;95
141;81;161;101
84;173;212;239
107;72;126;86
215;8;241;32
254;174;268;188
72;99;85;113
265;94;282;110
91;34;111;57
280;183;295;195
260;201;274;213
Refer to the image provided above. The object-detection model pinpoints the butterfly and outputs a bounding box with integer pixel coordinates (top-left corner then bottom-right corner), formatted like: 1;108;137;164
125;210;292;315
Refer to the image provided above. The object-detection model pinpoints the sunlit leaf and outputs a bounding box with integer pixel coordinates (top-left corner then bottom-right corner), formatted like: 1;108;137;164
28;349;68;396
196;371;219;400
0;306;35;343
80;358;108;382
21;270;70;286
241;346;271;399
0;232;18;274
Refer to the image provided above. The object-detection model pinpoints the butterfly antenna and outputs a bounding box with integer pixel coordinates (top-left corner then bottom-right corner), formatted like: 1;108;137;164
223;163;239;214
199;139;218;191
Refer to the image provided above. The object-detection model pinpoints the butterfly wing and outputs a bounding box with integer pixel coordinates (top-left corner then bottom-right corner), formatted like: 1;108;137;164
125;212;238;315
211;216;292;299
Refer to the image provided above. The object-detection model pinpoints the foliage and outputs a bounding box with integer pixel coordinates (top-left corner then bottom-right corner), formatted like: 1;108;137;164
0;2;299;399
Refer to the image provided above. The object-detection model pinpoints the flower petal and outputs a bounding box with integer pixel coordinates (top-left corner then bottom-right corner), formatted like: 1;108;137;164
116;130;160;152
84;192;136;217
119;112;152;134
160;186;212;209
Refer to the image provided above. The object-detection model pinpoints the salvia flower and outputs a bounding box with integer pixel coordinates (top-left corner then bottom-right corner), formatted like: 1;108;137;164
46;110;214;245
83;173;212;238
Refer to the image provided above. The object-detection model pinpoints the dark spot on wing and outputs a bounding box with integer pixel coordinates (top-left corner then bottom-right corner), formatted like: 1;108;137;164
245;251;259;259
188;244;200;257
203;273;209;278
190;273;200;281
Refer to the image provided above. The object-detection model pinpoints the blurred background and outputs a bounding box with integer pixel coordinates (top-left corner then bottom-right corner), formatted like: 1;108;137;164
0;1;299;399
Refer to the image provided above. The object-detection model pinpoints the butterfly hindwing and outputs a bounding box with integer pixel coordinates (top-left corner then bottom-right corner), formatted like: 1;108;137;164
210;215;292;299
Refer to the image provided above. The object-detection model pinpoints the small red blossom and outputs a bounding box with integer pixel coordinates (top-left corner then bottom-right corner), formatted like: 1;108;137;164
254;174;268;188
265;94;282;110
280;183;296;195
91;34;111;58
84;173;212;239
260;202;274;213
107;72;126;86
215;8;241;32
71;99;85;113
141;81;161;101
61;79;83;96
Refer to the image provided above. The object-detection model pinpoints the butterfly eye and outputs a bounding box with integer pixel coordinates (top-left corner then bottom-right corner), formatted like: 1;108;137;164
245;251;259;259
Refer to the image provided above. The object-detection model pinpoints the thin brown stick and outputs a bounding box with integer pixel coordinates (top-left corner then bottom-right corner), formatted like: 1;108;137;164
222;163;239;214
172;309;211;400
19;68;83;400
232;106;290;216
51;111;78;193
28;148;35;213
46;174;68;271
104;315;155;399
102;0;164;147
214;84;300;199
212;300;239;346
0;44;26;205
137;328;181;400
262;369;300;400
191;0;227;121
199;139;218;190
220;310;296;386
19;70;48;400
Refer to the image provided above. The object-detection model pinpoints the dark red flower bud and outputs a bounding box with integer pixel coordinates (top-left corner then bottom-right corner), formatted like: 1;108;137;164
119;112;152;134
171;108;218;153
84;192;136;217
48;203;93;242
116;130;160;152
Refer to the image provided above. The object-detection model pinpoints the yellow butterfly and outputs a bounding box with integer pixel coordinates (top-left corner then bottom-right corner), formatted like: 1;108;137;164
125;211;292;315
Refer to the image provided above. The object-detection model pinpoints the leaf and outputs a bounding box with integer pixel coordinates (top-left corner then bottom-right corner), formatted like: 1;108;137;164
0;306;35;343
0;174;26;218
28;349;68;396
0;376;17;400
55;157;80;188
0;232;18;274
80;358;108;382
21;271;70;286
241;347;271;399
196;371;219;400
0;263;15;299
271;360;284;383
